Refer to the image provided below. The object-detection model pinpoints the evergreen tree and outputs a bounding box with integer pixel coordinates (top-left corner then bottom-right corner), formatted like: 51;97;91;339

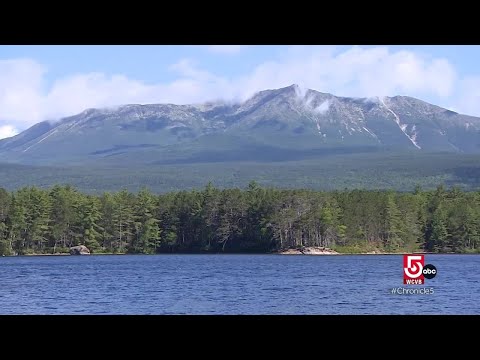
132;187;160;254
19;187;51;253
76;196;103;252
383;192;404;250
49;185;77;252
0;188;11;255
99;192;116;252
8;194;27;254
429;207;449;252
112;189;135;253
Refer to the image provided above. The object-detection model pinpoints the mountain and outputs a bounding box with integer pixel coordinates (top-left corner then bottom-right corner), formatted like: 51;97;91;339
1;84;479;166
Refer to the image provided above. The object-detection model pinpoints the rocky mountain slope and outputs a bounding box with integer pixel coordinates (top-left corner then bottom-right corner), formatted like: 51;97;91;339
1;84;479;165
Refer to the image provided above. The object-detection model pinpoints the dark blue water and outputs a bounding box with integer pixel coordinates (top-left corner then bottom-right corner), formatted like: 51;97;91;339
0;254;478;314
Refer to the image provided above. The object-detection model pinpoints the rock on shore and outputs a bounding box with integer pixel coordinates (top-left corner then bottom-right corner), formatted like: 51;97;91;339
278;247;339;255
69;245;91;255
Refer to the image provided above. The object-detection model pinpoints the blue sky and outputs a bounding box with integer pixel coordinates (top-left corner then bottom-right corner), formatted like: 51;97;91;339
1;45;480;138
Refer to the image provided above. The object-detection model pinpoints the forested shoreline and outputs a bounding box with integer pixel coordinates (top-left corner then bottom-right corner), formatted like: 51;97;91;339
0;182;479;256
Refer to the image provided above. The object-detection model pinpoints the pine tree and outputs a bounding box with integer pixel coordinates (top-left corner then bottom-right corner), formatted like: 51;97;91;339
17;187;51;253
133;187;160;254
383;192;404;250
449;204;479;252
200;183;220;250
49;185;78;252
8;194;27;254
112;189;135;253
76;196;103;252
0;188;11;255
429;207;449;252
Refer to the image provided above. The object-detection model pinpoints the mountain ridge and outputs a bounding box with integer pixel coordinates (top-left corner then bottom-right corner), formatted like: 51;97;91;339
0;84;479;165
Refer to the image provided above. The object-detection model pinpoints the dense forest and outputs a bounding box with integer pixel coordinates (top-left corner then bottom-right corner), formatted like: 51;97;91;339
1;152;480;194
0;182;479;255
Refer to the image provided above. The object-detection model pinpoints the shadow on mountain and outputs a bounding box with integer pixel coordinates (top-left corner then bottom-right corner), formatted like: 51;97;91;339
152;145;381;164
90;144;158;155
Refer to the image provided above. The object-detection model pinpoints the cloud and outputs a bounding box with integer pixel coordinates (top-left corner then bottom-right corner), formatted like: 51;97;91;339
235;46;457;100
0;125;18;139
449;76;480;117
0;58;46;128
0;46;476;140
206;45;243;54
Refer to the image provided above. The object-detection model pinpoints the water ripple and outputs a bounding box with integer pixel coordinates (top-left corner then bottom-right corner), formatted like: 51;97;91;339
0;254;478;314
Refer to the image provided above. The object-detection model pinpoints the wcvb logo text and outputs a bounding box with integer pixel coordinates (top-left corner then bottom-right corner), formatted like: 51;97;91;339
403;255;437;285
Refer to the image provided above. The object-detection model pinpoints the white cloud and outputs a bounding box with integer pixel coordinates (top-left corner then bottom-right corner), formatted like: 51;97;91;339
0;125;18;139
206;45;243;54
235;46;457;100
0;46;478;140
449;76;480;117
0;58;46;128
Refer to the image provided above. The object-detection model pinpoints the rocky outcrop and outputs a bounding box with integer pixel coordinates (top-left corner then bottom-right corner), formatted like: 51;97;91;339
278;247;339;255
69;245;91;255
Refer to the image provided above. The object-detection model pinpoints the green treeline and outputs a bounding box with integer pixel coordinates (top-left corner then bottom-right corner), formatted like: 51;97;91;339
0;182;479;255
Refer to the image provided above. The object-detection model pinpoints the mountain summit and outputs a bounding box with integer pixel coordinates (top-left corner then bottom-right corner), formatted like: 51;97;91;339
1;85;479;165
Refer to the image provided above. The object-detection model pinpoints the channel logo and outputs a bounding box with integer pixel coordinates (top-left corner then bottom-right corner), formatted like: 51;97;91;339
403;254;437;285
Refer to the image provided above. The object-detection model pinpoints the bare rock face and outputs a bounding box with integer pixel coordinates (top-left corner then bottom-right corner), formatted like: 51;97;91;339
69;245;91;255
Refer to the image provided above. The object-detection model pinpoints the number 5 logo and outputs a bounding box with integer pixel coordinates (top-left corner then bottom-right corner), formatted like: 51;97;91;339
404;255;424;278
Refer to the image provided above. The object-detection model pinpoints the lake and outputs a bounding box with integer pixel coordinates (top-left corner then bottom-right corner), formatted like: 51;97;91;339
0;254;478;314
